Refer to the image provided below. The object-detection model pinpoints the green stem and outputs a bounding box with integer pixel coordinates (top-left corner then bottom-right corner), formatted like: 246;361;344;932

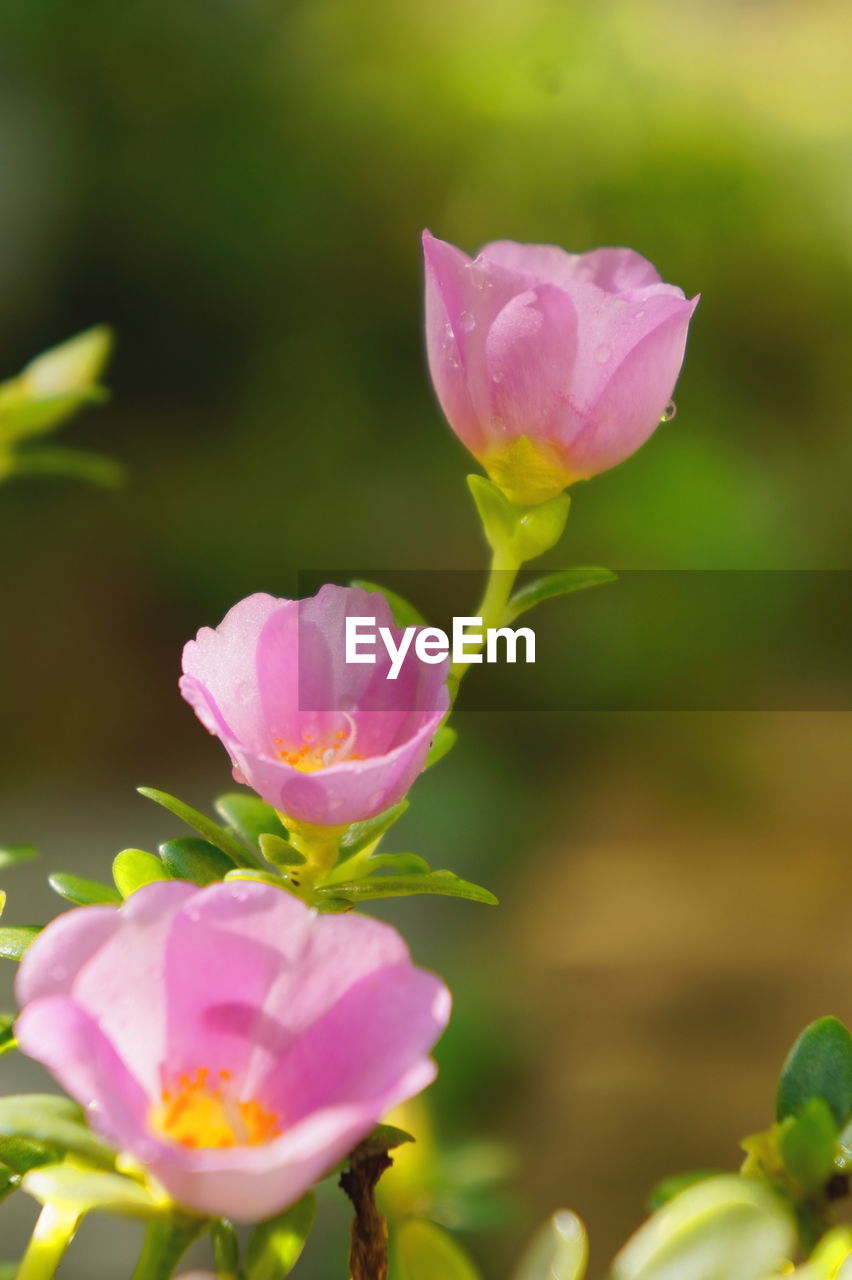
129;1216;205;1280
284;819;347;890
16;1203;80;1280
450;546;521;684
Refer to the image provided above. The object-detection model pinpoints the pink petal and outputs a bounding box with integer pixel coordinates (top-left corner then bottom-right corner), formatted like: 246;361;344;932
161;882;316;1086
423;230;525;453
181;593;282;748
71;882;198;1095
548;284;696;449
16;906;121;1006
149;1100;391;1221
483;284;578;443
260;964;451;1118
567;295;700;476
15;996;158;1156
242;908;423;1097
480;241;663;294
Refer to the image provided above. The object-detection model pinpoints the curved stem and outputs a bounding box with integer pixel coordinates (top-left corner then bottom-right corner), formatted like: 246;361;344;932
16;1203;80;1280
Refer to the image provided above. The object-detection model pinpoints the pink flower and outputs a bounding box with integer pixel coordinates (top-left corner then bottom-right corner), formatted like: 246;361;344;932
423;231;698;505
15;881;450;1221
180;585;449;828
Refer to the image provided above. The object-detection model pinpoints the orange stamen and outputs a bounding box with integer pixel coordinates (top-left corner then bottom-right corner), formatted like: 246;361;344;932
152;1067;282;1150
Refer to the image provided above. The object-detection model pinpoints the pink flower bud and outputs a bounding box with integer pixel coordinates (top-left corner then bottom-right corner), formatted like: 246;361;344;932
423;231;698;504
15;881;450;1222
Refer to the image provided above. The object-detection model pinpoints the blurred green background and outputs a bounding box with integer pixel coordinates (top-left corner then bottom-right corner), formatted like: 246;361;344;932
2;0;852;1274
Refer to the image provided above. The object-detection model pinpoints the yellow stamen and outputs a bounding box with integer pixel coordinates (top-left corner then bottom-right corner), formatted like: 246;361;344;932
152;1068;282;1150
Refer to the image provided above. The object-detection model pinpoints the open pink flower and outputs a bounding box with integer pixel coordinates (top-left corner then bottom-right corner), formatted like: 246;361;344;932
15;881;451;1221
424;230;698;505
180;585;449;827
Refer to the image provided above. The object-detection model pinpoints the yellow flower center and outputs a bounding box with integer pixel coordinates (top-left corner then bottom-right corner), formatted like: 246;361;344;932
274;715;362;773
153;1069;282;1150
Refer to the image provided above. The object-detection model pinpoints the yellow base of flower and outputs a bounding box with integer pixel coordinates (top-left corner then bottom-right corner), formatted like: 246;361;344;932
481;435;578;506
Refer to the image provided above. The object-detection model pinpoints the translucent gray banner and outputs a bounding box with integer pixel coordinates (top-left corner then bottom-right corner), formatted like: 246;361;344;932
296;570;852;711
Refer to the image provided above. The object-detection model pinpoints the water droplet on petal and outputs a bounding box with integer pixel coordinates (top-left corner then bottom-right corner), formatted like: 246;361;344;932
661;400;677;422
634;308;646;319
492;370;504;383
460;310;476;333
594;344;612;364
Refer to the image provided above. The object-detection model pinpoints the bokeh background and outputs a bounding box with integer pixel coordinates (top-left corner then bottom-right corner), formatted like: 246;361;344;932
2;0;852;1274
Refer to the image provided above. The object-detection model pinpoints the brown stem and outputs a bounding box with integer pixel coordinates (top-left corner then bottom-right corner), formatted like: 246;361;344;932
339;1149;393;1280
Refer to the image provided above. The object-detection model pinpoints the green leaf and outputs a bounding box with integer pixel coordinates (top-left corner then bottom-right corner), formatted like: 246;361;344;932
0;389;105;438
468;474;520;550
225;869;290;889
0;1096;116;1170
0;926;41;962
48;873;121;907
159;837;237;886
777;1016;852;1127
318;868;498;906
647;1170;724;1211
112;849;171;897
468;474;571;563
425;725;457;769
0;845;38;871
313;895;354;913
513;1210;588;1280
18;326;112;413
258;833;306;868
321;1122;415;1177
246;1191;317;1279
215;792;289;851
396;1218;482;1280
359;854;431;875
352;1125;414;1160
340;801;409;856
0;1135;62;1176
7;447;123;488
507;568;616;619
835;1117;852;1173
213;1220;241;1277
133;1218;208;1276
778;1097;838;1192
0;1014;16;1057
21;1164;164;1216
611;1175;795;1280
324;851;429;887
350;580;427;628
138;787;261;869
0;1163;20;1204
